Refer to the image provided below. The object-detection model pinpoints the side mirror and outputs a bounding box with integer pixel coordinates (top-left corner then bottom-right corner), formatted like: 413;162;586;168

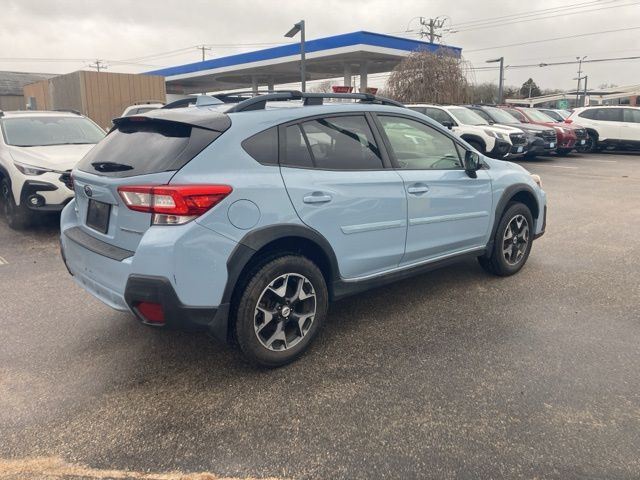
463;150;481;178
441;120;454;129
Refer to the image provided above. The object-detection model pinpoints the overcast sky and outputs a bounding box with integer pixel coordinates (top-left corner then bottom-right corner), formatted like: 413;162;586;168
2;0;639;92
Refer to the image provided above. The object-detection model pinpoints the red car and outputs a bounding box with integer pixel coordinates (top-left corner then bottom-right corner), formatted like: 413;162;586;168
499;106;585;156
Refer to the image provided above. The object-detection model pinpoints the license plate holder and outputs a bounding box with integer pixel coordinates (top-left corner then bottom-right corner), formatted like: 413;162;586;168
86;199;111;234
580;139;586;145
517;146;523;153
549;142;555;148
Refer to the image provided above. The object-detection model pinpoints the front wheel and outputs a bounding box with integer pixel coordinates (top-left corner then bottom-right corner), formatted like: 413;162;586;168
584;132;599;153
234;255;328;367
1;178;34;230
479;202;534;276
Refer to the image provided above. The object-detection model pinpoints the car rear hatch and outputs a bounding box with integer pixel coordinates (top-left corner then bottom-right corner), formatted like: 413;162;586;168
71;110;231;252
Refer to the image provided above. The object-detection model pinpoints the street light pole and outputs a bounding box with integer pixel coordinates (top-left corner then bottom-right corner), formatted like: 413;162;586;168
486;57;504;104
285;20;306;92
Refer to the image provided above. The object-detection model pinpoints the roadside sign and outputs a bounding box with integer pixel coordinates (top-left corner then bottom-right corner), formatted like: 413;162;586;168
558;99;569;109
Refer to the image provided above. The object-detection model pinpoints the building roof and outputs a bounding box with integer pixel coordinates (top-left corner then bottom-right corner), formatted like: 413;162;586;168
146;31;461;94
0;71;55;96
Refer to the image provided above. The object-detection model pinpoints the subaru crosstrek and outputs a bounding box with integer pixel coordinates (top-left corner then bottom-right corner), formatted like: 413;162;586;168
0;110;104;229
60;92;547;367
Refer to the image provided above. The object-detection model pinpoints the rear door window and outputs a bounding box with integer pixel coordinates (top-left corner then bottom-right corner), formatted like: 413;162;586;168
297;116;383;170
77;119;222;178
283;125;314;168
623;108;640;123
595;108;623;122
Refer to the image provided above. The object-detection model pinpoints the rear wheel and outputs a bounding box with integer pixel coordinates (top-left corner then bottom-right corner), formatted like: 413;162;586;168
479;202;534;276
234;255;328;367
1;178;34;230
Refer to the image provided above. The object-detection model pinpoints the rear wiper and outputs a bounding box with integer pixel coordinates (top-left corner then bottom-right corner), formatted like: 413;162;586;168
91;161;133;172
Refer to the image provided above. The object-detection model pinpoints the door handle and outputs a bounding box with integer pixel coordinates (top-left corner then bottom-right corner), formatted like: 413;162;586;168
303;192;332;204
407;185;430;194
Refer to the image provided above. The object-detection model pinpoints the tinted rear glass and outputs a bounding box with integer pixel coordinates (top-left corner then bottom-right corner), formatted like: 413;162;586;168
242;127;278;165
77;120;221;178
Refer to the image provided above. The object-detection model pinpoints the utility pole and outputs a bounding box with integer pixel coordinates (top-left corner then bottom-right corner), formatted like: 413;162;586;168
418;17;446;43
89;59;106;73
197;45;212;62
583;75;588;106
575;56;586;107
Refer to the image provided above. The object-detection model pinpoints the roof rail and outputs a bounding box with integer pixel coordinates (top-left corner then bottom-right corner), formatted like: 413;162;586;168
225;91;404;113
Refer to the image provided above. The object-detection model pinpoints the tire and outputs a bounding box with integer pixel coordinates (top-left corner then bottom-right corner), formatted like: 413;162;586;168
1;178;34;230
555;148;572;156
584;131;599;153
233;255;328;368
478;202;534;277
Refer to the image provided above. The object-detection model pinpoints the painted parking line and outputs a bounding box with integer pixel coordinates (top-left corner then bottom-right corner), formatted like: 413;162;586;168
0;256;8;265
584;159;618;163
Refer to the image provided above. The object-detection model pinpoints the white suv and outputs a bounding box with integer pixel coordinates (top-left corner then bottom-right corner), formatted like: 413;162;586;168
0;110;105;229
407;104;528;159
567;106;640;152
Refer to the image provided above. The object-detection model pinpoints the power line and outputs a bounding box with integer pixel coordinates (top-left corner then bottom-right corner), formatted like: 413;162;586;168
449;0;609;28
465;26;640;53
449;1;640;33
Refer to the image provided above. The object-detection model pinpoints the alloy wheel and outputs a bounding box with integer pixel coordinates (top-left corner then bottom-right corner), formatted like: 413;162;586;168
502;214;530;266
254;273;317;351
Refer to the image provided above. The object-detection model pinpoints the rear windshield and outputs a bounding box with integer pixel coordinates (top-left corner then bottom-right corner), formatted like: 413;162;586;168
1;116;105;147
76;119;222;178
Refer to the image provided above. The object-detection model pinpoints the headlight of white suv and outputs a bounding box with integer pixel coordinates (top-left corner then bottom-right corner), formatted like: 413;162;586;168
13;161;51;176
483;129;503;139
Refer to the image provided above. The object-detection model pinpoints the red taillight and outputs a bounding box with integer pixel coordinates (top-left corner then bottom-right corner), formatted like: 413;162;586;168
118;184;232;225
565;118;573;124
135;301;165;323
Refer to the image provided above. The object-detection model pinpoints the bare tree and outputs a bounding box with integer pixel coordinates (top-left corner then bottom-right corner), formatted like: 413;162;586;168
385;49;470;104
309;80;334;93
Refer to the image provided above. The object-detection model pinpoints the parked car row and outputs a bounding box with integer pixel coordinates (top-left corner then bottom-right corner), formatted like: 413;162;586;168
1;101;639;232
407;103;595;159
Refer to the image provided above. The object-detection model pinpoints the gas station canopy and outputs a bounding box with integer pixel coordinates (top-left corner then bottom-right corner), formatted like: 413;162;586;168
147;31;462;94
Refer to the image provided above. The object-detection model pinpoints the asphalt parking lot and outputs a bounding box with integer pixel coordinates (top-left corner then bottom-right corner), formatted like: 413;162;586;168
1;152;639;480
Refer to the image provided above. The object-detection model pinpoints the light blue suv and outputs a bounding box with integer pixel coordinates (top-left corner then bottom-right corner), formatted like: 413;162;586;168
60;92;547;367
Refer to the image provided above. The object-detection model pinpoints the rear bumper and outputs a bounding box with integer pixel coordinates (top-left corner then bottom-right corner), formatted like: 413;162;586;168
125;275;228;333
60;199;237;337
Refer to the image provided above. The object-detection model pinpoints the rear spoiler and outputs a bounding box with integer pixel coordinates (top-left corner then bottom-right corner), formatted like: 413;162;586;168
112;109;231;132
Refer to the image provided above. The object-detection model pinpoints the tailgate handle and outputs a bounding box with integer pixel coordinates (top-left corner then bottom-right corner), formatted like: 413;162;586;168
303;192;332;204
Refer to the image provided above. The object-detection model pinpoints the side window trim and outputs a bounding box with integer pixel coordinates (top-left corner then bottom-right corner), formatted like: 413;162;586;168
371;112;466;170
